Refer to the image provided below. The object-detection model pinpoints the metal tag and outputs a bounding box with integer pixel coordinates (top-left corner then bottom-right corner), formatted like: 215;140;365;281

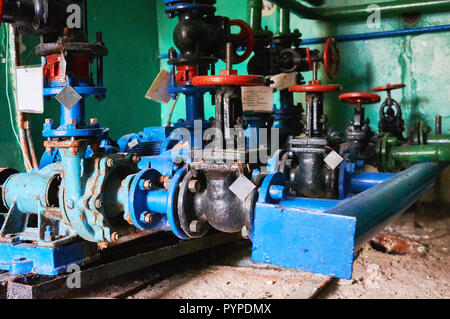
229;175;256;201
270;73;296;92
324;151;344;170
127;139;139;150
55;85;82;110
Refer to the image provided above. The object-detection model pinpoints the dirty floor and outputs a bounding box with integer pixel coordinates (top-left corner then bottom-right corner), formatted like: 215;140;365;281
78;204;450;299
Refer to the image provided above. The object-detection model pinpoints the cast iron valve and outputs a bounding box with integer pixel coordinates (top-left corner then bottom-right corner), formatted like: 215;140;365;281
290;80;342;138
0;0;85;35
372;83;406;139
339;92;381;162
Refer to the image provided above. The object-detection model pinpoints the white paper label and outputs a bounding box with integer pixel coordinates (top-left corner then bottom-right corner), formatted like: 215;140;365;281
145;69;172;104
15;65;44;114
241;86;273;112
229;175;257;201
270;73;296;92
324;151;344;170
127;139;139;150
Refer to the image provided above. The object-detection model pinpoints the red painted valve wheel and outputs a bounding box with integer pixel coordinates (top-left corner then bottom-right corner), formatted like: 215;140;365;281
372;83;406;92
192;70;265;86
339;92;381;105
220;19;255;65
324;38;340;79
289;80;342;93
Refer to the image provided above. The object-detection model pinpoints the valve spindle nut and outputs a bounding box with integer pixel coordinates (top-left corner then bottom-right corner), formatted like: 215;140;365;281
189;220;202;233
188;179;201;193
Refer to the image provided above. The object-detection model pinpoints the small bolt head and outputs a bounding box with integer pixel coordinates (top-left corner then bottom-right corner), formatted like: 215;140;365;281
94;199;103;209
106;158;115;167
66;200;74;209
110;232;119;242
90;118;98;125
142;180;152;191
67;118;77;125
45;118;53;125
144;213;153;224
189;220;202;233
188;179;201;193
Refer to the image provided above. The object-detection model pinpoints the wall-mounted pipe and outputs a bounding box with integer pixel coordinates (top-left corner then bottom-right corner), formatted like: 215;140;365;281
301;24;450;45
269;0;450;21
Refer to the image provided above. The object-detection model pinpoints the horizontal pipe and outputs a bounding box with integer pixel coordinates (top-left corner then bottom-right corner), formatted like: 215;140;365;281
269;0;450;21
392;144;450;163
325;163;442;244
350;172;396;193
158;24;450;58
302;24;450;45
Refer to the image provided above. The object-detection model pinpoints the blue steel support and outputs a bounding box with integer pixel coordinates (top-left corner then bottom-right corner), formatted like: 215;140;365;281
252;163;442;279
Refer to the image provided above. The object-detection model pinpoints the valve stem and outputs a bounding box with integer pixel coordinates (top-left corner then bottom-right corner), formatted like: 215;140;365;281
226;42;233;71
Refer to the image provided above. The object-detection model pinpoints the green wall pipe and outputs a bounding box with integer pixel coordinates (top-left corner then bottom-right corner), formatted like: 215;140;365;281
276;4;292;36
269;0;450;21
249;0;273;38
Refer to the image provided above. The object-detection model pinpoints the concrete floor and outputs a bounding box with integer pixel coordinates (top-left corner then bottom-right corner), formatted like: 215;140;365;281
79;203;449;299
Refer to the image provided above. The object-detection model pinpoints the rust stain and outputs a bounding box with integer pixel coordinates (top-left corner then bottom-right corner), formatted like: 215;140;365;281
371;231;427;256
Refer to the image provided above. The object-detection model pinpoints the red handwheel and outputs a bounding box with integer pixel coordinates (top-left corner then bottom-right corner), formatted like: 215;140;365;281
372;83;405;92
324;38;340;79
339;92;381;105
223;19;255;65
192;70;265;86
290;80;342;93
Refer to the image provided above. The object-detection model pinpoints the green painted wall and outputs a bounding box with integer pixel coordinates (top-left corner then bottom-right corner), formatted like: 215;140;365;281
0;0;161;170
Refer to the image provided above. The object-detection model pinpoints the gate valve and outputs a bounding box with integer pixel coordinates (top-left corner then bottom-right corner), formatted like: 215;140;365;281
372;84;405;138
340;92;380;131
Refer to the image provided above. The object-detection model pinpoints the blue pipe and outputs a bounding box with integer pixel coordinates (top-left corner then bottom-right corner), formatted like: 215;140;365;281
327;163;442;244
146;190;169;214
350;172;396;193
302;24;450;45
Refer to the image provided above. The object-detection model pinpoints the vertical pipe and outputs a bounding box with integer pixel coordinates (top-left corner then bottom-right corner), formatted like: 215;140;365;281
185;92;205;122
249;0;264;34
60;99;86;127
277;5;291;36
436;115;442;135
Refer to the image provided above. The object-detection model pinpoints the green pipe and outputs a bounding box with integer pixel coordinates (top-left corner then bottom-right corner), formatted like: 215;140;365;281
276;5;291;36
269;0;450;21
249;0;273;39
391;144;450;163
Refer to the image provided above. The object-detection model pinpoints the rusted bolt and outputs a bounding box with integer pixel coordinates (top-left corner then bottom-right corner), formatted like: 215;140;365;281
110;232;119;242
44;118;53;125
106;158;115;167
188;179;201;193
90;118;98;125
189;220;202;233
144;213;153;224
67;118;77;125
94;199;103;209
131;154;141;164
241;226;249;239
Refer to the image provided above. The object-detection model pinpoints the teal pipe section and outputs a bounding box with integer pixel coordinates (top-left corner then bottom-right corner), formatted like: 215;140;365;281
269;0;450;21
325;163;442;244
59;146;97;241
